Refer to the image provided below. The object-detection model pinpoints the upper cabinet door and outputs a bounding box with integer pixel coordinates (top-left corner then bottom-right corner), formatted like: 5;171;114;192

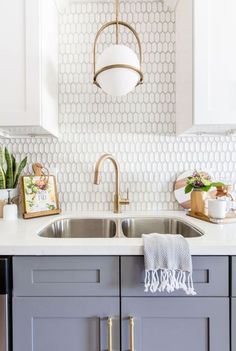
0;0;39;123
194;0;236;125
176;0;236;134
0;0;58;137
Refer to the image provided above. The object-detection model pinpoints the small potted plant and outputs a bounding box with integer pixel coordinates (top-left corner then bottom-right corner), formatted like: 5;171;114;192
185;171;223;214
0;146;27;217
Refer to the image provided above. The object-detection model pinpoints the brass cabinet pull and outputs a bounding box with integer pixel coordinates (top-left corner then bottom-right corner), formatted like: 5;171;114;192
107;317;113;351
129;316;134;351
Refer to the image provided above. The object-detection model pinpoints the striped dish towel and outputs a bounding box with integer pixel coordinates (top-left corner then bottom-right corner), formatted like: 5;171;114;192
143;233;196;295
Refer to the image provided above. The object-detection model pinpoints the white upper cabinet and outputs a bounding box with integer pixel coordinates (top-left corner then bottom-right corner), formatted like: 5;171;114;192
176;0;236;134
0;0;58;137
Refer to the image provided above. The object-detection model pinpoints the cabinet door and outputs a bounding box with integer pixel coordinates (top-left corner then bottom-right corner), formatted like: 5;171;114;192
0;0;58;136
176;0;236;133
13;297;119;351
122;297;229;351
193;0;236;126
0;0;40;126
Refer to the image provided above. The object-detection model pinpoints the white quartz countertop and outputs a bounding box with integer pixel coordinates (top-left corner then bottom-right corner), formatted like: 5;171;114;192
0;211;236;256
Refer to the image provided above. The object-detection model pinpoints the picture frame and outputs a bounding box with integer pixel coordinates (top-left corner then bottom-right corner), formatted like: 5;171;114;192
21;175;61;219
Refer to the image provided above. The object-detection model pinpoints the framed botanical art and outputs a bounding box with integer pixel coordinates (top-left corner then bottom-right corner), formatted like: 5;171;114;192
21;175;61;219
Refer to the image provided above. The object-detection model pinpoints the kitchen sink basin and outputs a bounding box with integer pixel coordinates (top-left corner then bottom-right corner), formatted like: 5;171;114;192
38;217;203;239
121;217;204;238
38;218;117;238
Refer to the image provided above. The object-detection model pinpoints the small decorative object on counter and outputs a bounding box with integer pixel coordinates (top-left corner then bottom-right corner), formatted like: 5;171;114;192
0;146;27;218
215;184;234;201
186;175;236;224
185;171;223;215
190;189;207;215
208;199;228;220
174;170;215;210
187;208;236;224
215;184;235;212
3;190;18;220
21;163;60;219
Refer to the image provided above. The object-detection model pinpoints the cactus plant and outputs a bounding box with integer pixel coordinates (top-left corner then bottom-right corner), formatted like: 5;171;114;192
0;146;27;190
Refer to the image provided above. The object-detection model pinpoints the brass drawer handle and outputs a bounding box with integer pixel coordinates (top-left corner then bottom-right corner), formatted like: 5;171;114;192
129;316;134;351
107;317;113;351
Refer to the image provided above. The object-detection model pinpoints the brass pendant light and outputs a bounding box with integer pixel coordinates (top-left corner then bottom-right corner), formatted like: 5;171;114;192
93;0;143;97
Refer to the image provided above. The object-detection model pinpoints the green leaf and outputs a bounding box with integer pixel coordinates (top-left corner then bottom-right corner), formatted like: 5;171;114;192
5;148;14;189
185;184;193;194
0;166;6;189
187;178;194;185
211;182;225;188
13;156;27;188
12;154;16;181
202;179;211;186
0;146;5;168
199;185;211;192
13;164;18;187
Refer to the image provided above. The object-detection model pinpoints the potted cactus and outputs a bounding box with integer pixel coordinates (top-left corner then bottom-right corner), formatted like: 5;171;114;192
0;147;27;214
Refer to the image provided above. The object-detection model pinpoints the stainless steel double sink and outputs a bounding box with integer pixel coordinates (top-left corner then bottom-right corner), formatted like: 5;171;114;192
38;217;204;238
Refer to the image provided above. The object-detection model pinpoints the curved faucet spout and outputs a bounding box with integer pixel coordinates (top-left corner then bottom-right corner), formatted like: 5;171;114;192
93;153;129;213
94;154;119;190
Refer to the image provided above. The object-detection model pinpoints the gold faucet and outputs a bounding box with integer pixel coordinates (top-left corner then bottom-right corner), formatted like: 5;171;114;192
94;154;130;213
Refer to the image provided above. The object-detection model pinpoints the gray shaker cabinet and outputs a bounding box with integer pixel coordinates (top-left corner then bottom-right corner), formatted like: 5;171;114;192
12;256;230;351
13;297;120;351
121;297;229;351
13;256;120;351
121;256;230;351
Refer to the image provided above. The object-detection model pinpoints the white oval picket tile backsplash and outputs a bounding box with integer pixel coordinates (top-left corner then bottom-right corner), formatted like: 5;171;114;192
1;1;236;212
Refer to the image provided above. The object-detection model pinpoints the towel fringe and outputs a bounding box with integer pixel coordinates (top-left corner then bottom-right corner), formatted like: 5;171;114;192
144;269;196;296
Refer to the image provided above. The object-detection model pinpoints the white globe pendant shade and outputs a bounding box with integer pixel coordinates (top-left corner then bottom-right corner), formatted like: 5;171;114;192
96;45;140;97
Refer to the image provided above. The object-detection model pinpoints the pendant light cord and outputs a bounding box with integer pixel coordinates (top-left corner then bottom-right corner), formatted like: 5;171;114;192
115;0;119;44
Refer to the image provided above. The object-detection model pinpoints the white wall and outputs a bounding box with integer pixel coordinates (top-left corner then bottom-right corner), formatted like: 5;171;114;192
2;1;236;212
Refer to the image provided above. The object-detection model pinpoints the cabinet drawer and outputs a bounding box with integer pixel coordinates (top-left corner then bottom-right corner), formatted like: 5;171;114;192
13;256;119;297
121;256;229;297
